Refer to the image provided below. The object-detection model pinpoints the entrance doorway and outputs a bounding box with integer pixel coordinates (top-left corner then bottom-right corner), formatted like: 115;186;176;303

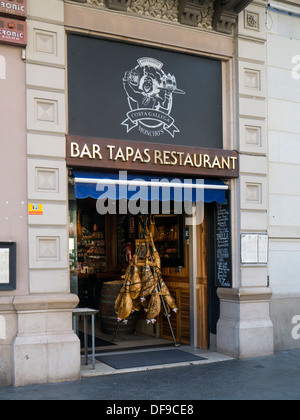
68;171;230;356
69;195;210;353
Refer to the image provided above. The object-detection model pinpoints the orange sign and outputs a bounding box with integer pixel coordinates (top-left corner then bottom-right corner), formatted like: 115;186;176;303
29;204;43;216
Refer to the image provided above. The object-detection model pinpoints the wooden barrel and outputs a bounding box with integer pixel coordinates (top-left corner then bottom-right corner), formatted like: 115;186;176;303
99;280;138;335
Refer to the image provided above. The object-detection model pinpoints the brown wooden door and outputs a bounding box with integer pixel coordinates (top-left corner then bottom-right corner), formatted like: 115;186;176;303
160;218;208;348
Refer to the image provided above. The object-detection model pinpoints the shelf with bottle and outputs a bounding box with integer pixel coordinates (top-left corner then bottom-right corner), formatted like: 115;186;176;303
77;229;106;274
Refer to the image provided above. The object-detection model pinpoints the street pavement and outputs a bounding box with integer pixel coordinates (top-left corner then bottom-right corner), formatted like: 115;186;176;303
1;349;300;400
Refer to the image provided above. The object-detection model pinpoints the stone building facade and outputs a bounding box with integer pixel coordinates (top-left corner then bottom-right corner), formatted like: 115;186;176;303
0;0;299;387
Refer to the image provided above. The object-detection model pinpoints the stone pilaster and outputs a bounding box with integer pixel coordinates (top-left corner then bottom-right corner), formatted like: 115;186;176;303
12;294;80;387
11;0;80;387
216;0;274;358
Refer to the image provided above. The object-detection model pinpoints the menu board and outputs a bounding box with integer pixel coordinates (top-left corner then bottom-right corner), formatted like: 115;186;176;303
0;242;16;290
216;201;232;288
0;248;9;284
241;233;268;264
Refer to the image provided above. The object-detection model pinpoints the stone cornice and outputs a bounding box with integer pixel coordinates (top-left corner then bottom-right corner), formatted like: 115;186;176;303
70;0;255;34
218;287;273;302
13;294;79;312
212;0;253;33
0;296;14;312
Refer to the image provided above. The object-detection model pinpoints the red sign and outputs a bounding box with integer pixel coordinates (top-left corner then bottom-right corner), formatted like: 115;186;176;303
0;0;26;18
0;17;27;46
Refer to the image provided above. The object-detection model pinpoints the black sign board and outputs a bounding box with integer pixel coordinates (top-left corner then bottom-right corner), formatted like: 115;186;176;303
67;34;223;150
215;199;232;288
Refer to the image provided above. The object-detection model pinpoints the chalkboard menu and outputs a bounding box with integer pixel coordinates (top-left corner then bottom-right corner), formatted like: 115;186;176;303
215;200;232;288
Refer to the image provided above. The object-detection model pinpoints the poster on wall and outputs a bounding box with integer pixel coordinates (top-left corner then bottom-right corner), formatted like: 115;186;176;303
0;248;9;284
67;34;223;149
0;242;16;290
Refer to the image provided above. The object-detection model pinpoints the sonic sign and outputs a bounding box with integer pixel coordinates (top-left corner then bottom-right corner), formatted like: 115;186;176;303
0;17;26;46
0;0;26;18
0;0;26;46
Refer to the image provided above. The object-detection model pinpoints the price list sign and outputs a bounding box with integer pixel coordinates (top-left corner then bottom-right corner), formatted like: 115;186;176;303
0;243;16;290
0;248;9;284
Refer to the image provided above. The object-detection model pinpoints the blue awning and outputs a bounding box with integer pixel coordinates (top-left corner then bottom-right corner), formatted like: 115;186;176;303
73;171;228;203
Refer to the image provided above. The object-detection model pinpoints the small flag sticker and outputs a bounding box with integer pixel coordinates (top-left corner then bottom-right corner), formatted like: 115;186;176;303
29;204;43;215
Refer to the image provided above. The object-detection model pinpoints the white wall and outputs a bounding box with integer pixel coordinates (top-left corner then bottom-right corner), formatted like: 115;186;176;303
267;2;300;295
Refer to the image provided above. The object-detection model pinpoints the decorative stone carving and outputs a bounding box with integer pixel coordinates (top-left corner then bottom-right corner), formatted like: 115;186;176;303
244;10;260;31
197;1;214;30
212;0;253;34
68;0;254;34
35;99;57;123
87;0;105;6
34;29;57;55
128;0;178;22
36;168;59;192
178;0;209;27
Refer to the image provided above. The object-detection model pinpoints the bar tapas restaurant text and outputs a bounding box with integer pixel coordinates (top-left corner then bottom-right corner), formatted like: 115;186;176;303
67;136;239;178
